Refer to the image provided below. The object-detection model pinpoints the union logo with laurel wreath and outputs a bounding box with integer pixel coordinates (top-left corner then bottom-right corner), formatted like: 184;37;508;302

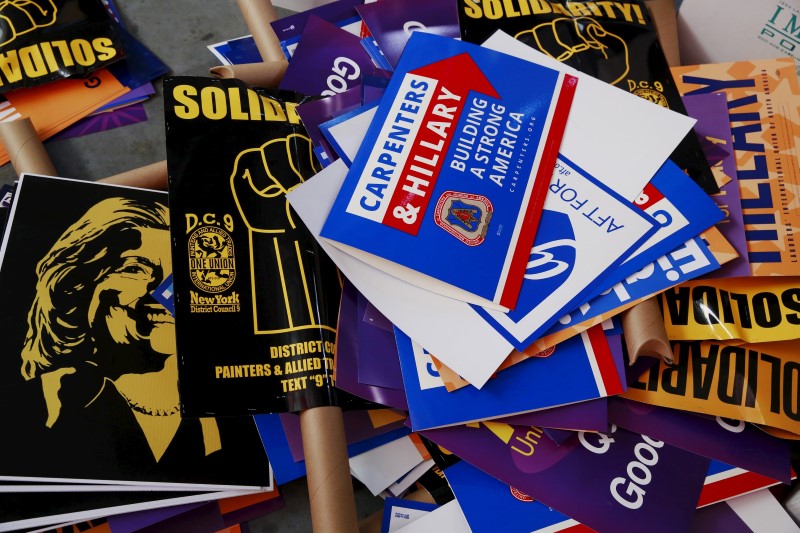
187;225;236;293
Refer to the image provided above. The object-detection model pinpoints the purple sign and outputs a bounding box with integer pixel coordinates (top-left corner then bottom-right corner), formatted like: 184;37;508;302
609;397;792;483
542;427;577;445
423;423;709;533
107;502;218;533
50;103;148;141
296;87;363;166
280;15;376;96
682;92;750;278
356;290;404;390
336;278;408;409
497;398;608;432
270;0;364;59
361;70;391;103
357;0;460;69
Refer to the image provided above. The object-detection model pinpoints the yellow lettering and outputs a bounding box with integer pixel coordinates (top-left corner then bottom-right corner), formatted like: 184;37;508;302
261;96;287;121
594;1;616;17
632;2;645;24
247;88;262;119
285;101;302;124
502;1;519;18
20;46;47;77
39;42;59;71
584;2;603;16
462;0;482;18
201;86;227;120
511;435;535;456
613;2;634;22
228;89;249;120
70;39;95;66
173;84;200;119
483;0;504;19
51;40;73;66
567;1;592;16
530;0;552;14
281;376;309;392
92;37;117;61
551;2;571;15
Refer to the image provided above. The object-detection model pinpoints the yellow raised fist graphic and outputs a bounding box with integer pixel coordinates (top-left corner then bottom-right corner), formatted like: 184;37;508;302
516;16;630;86
229;133;331;334
0;0;57;48
230;133;320;234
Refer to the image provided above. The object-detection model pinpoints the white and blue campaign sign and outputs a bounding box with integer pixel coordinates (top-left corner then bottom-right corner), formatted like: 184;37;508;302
319;101;380;168
396;325;625;431
381;497;438;533
321;32;577;310
582;160;724;301
445;461;583;533
545;234;724;336
151;273;175;316
288;160;681;388
473;156;659;351
289;160;516;387
287;27;702;387
207;35;260;66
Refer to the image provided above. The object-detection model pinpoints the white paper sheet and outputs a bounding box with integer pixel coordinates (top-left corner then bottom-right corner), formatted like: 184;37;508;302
677;0;800;75
481;31;696;201
349;435;428;496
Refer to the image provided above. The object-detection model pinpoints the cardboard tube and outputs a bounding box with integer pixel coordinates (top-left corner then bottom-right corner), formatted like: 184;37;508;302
301;406;359;533
644;0;680;66
236;0;287;63
0;117;56;176
236;4;358;531
209;61;288;89
99;160;168;190
621;296;673;365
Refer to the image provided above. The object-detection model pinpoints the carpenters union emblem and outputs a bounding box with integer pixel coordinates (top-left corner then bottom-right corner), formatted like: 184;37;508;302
434;190;493;246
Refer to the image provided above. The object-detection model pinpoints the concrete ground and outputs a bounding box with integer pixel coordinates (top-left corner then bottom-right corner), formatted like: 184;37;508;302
0;1;384;531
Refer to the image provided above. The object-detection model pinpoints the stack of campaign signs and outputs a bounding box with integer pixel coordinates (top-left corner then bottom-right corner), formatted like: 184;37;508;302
0;0;169;164
216;1;800;532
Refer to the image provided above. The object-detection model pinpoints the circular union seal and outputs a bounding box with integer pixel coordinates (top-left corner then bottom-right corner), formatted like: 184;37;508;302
187;225;236;293
633;88;669;108
533;346;556;358
509;487;533;502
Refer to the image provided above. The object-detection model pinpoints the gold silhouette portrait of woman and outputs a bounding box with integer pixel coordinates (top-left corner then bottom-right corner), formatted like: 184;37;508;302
20;197;220;462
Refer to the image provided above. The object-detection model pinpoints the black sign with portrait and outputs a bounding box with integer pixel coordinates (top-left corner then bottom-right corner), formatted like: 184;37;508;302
457;0;719;195
0;175;272;487
165;76;341;417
